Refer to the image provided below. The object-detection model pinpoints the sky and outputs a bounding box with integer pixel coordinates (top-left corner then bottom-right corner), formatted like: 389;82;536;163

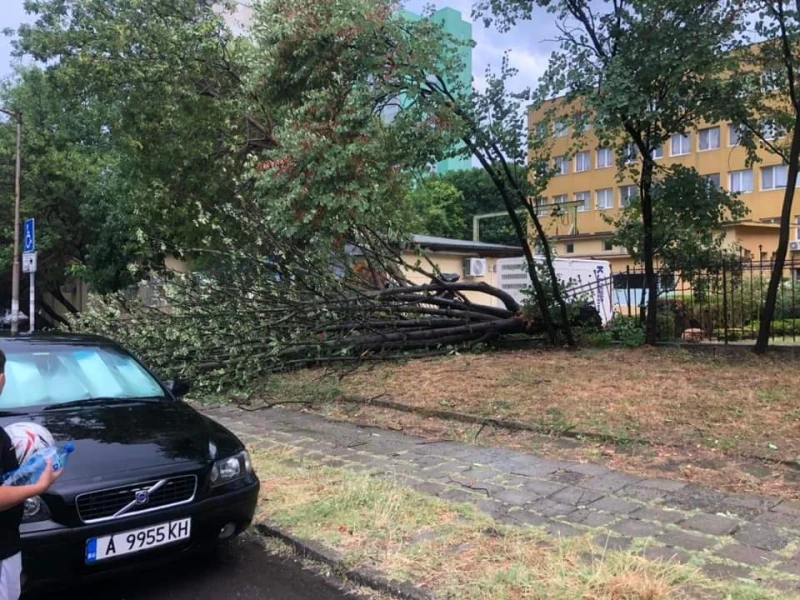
0;0;559;93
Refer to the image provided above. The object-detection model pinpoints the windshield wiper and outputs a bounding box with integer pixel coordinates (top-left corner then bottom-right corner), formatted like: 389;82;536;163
43;397;164;411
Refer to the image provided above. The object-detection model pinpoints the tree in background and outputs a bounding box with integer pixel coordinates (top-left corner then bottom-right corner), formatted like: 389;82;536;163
407;179;467;239
609;165;749;286
723;1;800;353
440;167;518;245
475;0;744;345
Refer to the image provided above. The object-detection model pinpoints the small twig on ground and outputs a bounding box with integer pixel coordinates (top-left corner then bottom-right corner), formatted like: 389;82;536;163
237;399;316;412
446;476;492;497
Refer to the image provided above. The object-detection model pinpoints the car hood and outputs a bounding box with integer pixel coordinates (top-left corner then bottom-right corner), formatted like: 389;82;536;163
0;401;242;484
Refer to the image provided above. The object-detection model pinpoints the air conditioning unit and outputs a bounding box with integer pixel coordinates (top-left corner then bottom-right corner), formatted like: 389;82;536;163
790;241;800;252
464;258;488;278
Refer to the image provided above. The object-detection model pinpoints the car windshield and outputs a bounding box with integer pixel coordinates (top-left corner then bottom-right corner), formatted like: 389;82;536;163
0;345;165;409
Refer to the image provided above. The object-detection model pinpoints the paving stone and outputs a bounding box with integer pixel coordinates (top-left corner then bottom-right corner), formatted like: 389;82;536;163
594;535;632;552
472;499;509;519
774;500;800;517
656;530;716;552
444;477;505;496
454;467;502;482
642;546;692;564
439;488;483;503
733;523;791;552
754;510;800;529
550;470;588;486
612;519;663;538
583;472;643;493
493;489;534;506
562;462;611;477
617;484;667;503
506;460;564;478
505;509;550;528
681;513;740;536
525;498;577;518
549;486;604;507
543;520;582;539
776;555;800;576
637;479;689;492
410;481;449;496
662;486;728;512
715;544;781;566
701;562;753;580
521;479;567;498
588;496;641;515
629;506;686;525
561;509;617;528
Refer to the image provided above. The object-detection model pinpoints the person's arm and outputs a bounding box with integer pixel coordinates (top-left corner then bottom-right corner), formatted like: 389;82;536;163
0;460;61;512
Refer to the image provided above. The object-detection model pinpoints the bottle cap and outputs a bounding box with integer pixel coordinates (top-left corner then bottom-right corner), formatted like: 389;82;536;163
64;443;75;453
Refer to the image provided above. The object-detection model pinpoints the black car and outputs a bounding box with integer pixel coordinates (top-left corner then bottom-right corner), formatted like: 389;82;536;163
0;333;259;591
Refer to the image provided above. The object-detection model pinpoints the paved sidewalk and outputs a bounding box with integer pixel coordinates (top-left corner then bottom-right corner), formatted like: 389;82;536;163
204;405;800;592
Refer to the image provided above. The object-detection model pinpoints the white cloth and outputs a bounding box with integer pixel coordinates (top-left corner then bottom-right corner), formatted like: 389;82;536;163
0;552;21;600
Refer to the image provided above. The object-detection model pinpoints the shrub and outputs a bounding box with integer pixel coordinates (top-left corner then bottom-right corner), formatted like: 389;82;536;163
608;316;645;347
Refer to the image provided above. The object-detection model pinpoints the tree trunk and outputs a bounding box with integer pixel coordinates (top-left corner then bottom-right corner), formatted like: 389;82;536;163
636;147;659;345
755;116;800;354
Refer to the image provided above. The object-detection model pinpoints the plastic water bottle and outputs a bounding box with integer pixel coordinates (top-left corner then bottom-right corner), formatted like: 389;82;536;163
2;444;75;487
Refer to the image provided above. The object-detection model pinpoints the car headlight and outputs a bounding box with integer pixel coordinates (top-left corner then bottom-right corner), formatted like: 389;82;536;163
22;496;51;523
209;451;252;487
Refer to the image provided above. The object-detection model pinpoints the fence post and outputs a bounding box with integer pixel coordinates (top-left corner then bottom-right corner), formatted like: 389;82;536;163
722;261;729;346
626;266;631;318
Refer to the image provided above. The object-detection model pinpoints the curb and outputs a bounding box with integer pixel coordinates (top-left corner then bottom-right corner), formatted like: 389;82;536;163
256;522;437;600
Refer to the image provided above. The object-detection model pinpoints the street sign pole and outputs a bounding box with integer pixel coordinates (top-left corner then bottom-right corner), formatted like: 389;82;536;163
23;219;35;333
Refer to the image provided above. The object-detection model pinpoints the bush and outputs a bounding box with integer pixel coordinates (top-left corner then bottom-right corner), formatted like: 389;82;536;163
608;316;645;347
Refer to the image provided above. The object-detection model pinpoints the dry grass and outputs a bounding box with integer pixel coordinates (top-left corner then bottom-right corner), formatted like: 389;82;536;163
251;448;790;600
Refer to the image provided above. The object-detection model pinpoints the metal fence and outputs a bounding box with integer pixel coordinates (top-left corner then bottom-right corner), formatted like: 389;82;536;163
610;257;800;344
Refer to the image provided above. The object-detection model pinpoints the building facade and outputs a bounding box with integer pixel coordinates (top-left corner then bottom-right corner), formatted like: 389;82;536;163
527;102;791;273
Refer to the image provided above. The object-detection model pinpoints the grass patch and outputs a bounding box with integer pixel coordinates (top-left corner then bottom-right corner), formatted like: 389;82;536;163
279;347;800;463
252;449;792;600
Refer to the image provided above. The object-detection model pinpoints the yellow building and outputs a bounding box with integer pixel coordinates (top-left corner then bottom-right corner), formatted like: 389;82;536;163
527;101;792;274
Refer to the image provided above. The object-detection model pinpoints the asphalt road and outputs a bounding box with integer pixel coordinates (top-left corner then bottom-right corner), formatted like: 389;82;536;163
27;535;362;600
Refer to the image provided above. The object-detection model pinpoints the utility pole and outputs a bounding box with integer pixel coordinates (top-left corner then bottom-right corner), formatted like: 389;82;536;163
0;108;22;335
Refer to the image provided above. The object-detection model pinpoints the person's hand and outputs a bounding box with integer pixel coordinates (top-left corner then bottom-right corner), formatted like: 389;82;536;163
33;459;62;494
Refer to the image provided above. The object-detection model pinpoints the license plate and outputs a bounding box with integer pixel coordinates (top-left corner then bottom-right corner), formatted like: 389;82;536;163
85;518;191;564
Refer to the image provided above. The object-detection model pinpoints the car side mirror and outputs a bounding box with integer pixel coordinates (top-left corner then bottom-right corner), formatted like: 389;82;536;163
166;378;192;398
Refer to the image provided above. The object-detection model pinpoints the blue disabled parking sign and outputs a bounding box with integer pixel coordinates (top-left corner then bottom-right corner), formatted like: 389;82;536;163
24;219;34;253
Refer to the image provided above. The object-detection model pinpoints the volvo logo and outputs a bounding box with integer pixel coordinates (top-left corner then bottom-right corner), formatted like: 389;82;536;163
134;490;150;506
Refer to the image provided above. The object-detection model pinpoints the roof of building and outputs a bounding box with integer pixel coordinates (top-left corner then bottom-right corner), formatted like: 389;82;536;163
410;234;523;256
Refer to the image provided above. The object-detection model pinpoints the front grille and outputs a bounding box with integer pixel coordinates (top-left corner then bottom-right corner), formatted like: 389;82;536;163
76;475;197;523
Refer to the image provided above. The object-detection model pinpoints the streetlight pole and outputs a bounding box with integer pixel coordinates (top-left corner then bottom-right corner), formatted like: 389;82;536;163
0;108;21;335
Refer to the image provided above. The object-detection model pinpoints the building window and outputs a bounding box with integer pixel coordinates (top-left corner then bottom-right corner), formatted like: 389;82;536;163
623;142;638;164
566;243;574;254
762;165;788;190
575;151;591;172
536;197;549;216
533;122;548;139
729;124;742;146
698;126;721;151
596;188;614;210
603;240;613;251
620;185;638;207
705;173;721;189
670;133;691;156
762;121;785;141
553;194;568;209
597;147;614;169
575;112;591;133
652;144;664;159
729;169;753;193
575;191;590;212
761;70;783;93
553;119;569;138
554;156;569;176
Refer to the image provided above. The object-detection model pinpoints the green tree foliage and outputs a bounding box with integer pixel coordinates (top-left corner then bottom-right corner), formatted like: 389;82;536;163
722;1;800;353
475;0;744;345
609;165;749;284
440;167;518;244
407;179;467;239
